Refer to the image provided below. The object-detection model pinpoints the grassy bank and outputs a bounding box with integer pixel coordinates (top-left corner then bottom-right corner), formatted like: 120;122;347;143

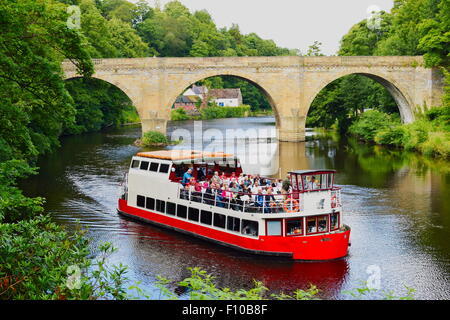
348;107;450;159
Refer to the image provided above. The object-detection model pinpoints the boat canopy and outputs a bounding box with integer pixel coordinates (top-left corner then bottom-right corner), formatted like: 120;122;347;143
288;169;336;175
136;150;237;164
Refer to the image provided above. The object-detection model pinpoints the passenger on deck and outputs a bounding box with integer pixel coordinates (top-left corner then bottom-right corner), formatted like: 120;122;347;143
220;172;228;184
230;172;237;184
238;173;245;185
211;171;221;185
255;188;265;212
182;168;193;185
265;188;276;213
282;174;291;192
250;181;260;201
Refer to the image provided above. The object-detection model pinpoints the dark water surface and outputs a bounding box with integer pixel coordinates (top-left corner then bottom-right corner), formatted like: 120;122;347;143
22;117;450;299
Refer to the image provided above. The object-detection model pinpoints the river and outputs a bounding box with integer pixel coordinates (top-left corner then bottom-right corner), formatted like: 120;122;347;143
21;117;450;299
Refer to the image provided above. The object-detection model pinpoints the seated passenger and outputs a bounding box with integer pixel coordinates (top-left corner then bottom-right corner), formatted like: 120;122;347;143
220;172;228;184
229;172;237;184
250;181;260;202
211;171;221;185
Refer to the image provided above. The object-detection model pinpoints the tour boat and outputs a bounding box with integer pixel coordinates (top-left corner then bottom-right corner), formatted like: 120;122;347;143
117;150;351;260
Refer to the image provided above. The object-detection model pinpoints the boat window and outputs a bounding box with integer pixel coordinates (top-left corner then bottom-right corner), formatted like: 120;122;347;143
131;160;140;168
146;197;155;210
291;174;298;191
330;212;339;230
207;164;214;176
177;205;187;218
227;216;240;232
159;164;170;173
156;199;165;213
266;220;282;236
306;217;317;234
303;175;321;191
321;174;331;189
149;162;159;172
213;213;226;229
137;195;145;208
200;210;212;225
286;219;303;236
188;207;199;221
166;202;176;215
174;164;187;178
318;215;328;232
242;220;258;237
140;161;149;170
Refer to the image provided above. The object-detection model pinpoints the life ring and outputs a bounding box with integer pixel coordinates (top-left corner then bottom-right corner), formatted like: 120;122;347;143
284;199;300;212
331;194;337;208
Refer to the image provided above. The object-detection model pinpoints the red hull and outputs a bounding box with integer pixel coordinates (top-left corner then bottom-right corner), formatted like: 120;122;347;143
118;199;350;260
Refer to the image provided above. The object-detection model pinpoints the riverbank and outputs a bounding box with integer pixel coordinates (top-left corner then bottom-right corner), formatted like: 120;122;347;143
348;108;450;159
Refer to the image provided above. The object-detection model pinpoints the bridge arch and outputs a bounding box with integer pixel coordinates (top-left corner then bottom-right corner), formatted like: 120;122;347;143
64;74;143;121
305;70;415;124
164;71;281;126
64;76;142;130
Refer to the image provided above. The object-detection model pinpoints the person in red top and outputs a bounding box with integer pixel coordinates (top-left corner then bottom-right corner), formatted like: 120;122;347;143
190;178;202;202
220;172;228;184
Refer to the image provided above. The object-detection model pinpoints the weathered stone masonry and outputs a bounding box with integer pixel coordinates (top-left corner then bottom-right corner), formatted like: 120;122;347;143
63;56;444;142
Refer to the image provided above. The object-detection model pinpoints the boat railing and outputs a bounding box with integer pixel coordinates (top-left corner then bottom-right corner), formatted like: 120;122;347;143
177;184;341;214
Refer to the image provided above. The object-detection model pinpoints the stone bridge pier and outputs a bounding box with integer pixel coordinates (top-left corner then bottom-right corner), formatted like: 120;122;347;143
63;56;444;142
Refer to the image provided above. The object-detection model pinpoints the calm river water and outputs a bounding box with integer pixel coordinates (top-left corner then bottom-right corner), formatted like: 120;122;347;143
22;117;450;299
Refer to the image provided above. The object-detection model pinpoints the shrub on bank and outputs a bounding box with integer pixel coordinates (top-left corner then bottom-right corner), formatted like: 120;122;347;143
171;108;190;121
200;105;251;120
349;106;450;159
141;131;169;146
348;110;399;141
374;125;407;146
171;105;251;121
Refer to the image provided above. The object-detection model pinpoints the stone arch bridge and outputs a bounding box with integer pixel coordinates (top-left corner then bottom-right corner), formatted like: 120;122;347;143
63;56;444;142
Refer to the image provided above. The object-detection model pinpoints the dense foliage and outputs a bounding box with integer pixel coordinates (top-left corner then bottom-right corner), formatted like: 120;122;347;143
350;106;450;158
0;0;129;300
308;0;449;132
63;78;134;134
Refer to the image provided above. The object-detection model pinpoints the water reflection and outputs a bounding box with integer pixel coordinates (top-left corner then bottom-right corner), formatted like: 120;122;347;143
20;117;450;299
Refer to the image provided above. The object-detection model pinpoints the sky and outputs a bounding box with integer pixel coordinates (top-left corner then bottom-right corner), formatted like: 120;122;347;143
139;0;394;55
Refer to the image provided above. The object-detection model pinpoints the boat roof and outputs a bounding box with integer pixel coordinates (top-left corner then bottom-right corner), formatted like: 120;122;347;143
288;169;336;175
135;150;236;163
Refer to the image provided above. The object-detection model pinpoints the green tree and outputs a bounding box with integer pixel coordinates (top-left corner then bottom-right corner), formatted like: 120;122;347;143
0;0;93;159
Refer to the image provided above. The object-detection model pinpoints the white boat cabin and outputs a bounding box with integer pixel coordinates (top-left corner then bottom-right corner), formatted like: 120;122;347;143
122;150;343;239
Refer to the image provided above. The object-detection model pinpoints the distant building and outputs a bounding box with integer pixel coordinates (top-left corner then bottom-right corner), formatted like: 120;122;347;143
182;85;208;100
209;88;243;107
173;85;243;113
